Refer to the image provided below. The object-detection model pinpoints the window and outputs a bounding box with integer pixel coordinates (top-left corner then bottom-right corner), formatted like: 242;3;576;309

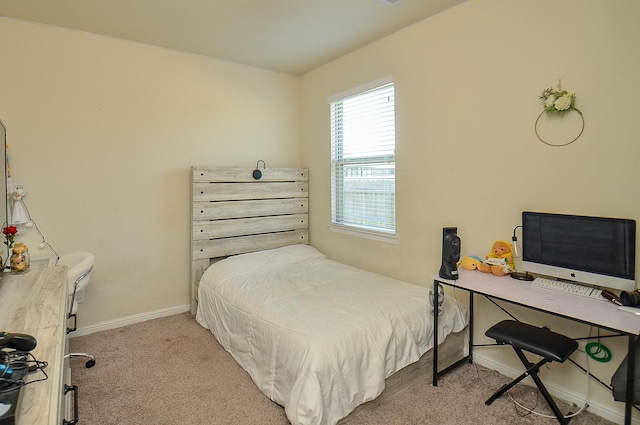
329;77;396;239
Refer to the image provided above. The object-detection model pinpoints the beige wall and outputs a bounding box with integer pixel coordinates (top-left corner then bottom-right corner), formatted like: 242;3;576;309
300;0;639;421
0;18;301;325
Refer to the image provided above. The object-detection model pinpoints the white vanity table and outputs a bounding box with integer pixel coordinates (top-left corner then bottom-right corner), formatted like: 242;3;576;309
0;265;74;424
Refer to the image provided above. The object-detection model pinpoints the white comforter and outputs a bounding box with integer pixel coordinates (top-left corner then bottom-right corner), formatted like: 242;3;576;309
196;245;467;425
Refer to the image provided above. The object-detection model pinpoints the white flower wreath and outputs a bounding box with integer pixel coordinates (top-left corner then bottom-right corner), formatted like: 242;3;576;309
535;81;584;146
539;87;581;115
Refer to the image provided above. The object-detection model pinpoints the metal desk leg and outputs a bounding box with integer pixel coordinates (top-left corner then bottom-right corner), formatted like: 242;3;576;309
468;292;474;362
433;280;439;386
624;335;635;425
433;282;474;387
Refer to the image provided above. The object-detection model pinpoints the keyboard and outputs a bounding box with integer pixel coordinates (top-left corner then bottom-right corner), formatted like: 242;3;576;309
531;277;603;299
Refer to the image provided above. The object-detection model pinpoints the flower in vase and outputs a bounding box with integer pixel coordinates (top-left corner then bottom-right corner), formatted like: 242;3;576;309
2;225;18;249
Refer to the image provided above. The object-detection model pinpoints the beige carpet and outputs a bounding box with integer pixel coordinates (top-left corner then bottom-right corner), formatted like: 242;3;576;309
69;313;618;425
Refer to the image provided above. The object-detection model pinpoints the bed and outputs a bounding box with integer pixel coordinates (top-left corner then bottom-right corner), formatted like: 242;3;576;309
191;166;468;425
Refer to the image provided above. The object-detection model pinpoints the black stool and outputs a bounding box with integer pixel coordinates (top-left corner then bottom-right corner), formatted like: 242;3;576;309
485;320;579;424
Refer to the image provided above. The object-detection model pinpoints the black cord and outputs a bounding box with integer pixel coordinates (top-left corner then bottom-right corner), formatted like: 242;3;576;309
0;350;49;393
512;390;538;418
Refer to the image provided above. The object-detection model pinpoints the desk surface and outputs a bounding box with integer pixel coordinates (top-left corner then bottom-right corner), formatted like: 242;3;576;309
0;266;68;425
434;269;640;336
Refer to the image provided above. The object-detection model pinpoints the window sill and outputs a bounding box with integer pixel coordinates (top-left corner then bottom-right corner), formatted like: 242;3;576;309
329;224;398;245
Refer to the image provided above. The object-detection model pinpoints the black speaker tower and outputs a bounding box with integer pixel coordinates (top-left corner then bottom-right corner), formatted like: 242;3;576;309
439;227;461;280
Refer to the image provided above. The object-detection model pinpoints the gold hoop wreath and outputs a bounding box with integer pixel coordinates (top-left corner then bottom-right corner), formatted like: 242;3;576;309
535;108;584;147
535;82;584;147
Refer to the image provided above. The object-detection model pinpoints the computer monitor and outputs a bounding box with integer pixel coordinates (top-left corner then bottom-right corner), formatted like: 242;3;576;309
522;211;636;292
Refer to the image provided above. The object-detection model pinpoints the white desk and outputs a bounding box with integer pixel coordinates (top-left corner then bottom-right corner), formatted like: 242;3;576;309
0;266;72;425
432;269;640;425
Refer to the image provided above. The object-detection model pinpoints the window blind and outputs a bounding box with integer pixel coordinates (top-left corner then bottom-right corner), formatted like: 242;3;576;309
330;81;396;235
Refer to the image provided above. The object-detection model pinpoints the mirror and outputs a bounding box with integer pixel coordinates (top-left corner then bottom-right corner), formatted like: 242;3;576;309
0;119;7;270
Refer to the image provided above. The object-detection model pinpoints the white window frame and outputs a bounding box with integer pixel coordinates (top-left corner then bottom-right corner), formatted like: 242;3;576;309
328;76;397;244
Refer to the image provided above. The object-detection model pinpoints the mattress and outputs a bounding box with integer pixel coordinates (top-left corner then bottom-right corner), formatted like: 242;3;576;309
196;244;468;425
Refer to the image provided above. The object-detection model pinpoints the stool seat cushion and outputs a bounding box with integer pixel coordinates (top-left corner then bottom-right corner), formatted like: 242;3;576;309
486;320;578;363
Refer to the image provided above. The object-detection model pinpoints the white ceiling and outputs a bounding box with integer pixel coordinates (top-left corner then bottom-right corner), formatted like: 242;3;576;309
0;0;465;75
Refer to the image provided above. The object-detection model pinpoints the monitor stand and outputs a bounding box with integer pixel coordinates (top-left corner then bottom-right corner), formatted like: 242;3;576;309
511;271;535;281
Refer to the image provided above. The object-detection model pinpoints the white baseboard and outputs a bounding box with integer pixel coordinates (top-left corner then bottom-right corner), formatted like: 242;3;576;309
69;304;191;338
473;352;637;425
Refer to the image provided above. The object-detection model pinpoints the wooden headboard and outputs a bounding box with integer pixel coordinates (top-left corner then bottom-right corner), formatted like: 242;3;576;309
190;166;309;313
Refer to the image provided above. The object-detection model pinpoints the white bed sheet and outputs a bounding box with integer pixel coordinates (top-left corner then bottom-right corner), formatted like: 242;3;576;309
196;245;468;425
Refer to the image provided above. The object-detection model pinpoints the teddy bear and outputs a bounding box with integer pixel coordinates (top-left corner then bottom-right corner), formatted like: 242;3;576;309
11;254;28;272
12;242;28;255
457;241;516;277
10;242;30;273
485;240;515;276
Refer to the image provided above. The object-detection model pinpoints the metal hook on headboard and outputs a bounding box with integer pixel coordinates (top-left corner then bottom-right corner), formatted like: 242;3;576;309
253;160;266;180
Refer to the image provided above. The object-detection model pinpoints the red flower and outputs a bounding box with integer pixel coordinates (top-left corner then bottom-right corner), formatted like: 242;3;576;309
2;226;17;237
2;225;18;248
